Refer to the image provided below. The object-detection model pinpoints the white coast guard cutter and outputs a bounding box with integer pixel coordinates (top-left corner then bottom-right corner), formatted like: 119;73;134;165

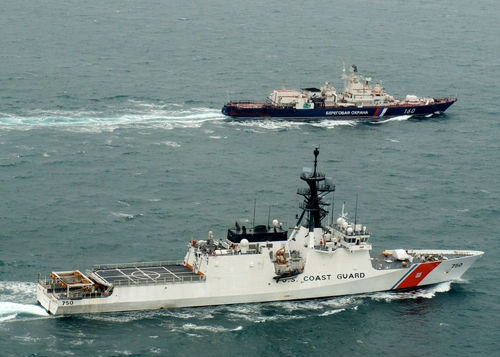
37;149;483;314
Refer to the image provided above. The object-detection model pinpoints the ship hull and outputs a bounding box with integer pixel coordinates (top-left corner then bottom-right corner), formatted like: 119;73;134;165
36;149;482;316
37;248;481;315
221;99;456;120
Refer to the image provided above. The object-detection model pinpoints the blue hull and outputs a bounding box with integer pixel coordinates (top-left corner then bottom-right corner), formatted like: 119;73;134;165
222;99;456;121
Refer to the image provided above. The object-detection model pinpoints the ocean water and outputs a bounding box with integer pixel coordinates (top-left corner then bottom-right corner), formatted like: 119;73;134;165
1;0;499;356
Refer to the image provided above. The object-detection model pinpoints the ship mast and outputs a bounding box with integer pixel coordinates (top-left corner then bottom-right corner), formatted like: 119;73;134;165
297;148;335;232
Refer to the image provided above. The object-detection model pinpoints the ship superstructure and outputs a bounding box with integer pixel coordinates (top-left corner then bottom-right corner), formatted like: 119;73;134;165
37;149;482;315
222;65;456;120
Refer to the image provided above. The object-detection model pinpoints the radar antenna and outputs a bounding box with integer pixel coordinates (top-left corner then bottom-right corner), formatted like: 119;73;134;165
296;148;335;232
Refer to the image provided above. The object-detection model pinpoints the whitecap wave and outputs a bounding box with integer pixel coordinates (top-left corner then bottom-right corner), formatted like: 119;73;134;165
177;323;243;333
83;311;155;323
161;141;181;147
110;212;135;219
268;295;359;313
309;119;358;128
319;308;346;316
371;115;412;124
228;311;306;324
227;119;303;131
82;306;217;323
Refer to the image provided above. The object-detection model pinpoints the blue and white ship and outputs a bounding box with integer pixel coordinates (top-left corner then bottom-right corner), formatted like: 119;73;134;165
222;65;456;120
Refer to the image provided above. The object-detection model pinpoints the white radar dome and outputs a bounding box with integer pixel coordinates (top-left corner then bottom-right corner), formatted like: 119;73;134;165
240;239;249;254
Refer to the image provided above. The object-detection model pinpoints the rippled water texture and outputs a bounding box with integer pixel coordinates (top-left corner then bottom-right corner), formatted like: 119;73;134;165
1;0;499;356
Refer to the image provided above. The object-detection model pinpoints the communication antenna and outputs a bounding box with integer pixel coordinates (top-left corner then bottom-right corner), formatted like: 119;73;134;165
268;206;271;229
253;198;257;227
354;194;358;227
330;192;335;226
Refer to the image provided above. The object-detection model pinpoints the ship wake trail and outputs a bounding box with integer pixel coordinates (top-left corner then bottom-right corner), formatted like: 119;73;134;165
0;302;49;321
0;107;223;131
228;118;356;131
0;281;49;321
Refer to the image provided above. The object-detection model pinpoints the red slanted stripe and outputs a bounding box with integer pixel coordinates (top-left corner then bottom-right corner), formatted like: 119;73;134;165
395;261;441;289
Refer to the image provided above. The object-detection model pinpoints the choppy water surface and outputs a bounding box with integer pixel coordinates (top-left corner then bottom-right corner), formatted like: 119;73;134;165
1;0;499;356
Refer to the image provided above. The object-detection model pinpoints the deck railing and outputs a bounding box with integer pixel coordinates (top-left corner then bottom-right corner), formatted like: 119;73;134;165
112;274;205;287
41;274;205;301
92;260;184;270
406;249;483;256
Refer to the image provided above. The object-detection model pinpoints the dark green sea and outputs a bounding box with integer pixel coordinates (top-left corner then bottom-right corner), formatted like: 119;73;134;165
1;0;499;356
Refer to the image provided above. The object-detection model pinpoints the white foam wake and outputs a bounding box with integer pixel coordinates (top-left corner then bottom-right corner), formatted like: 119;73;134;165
371;115;412;124
365;281;452;302
0;281;49;321
0;106;225;132
0;302;49;321
0;281;37;304
228;118;357;131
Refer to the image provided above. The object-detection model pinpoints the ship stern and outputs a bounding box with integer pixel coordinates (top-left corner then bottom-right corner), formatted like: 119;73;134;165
37;282;59;315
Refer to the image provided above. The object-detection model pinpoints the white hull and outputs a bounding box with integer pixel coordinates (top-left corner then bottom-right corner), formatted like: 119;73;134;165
37;149;483;315
37;246;482;315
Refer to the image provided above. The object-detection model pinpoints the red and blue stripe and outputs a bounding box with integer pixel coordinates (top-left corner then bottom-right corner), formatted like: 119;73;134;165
373;108;388;117
391;261;442;290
